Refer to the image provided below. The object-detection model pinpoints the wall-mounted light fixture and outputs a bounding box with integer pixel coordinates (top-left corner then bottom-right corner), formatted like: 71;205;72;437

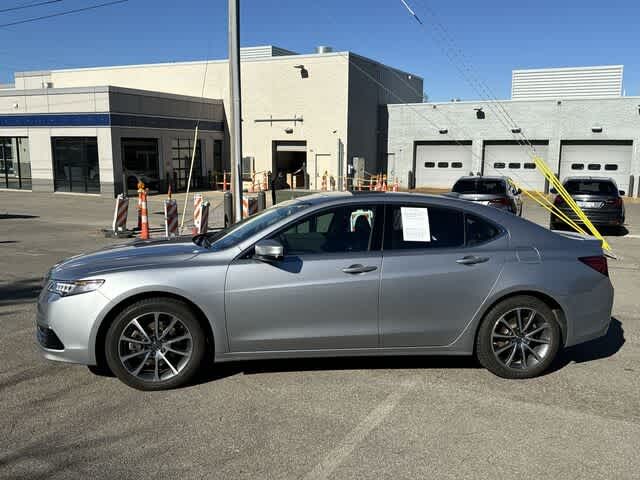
439;128;448;135
591;126;603;133
637;105;640;116
511;127;521;134
474;108;485;119
293;64;308;78
284;127;294;134
557;100;562;105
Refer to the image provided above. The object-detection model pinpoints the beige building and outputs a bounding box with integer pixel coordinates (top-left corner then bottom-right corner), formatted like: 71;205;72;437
0;46;423;196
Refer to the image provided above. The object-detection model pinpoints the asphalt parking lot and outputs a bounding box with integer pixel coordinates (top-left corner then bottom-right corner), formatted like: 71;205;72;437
1;190;639;480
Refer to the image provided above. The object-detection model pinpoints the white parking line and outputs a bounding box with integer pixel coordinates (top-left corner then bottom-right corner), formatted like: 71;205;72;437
303;379;417;480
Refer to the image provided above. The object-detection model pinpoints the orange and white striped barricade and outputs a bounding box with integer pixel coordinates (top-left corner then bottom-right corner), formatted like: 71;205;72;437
392;177;399;192
242;195;258;217
382;175;388;192
164;199;179;238
112;194;129;232
192;194;203;235
139;191;150;240
321;171;328;191
222;172;228;192
262;172;269;191
329;176;336;191
248;171;255;193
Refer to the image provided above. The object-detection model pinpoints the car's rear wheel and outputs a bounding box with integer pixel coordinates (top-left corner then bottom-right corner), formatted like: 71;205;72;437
105;298;206;390
476;296;561;379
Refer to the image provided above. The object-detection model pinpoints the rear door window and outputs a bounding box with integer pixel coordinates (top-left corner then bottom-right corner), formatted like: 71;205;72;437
465;214;501;246
384;205;464;250
564;180;617;195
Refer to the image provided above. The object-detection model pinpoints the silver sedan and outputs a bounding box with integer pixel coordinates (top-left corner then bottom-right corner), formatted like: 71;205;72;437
36;192;613;390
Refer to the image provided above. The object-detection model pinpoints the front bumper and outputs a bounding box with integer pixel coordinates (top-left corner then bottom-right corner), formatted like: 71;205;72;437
35;287;111;365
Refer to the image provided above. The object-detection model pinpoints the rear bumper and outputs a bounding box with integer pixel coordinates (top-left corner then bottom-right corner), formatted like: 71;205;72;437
562;276;614;347
551;207;624;227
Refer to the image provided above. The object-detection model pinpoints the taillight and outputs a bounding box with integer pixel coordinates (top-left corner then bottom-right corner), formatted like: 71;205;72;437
605;198;623;207
579;255;609;277
553;195;563;205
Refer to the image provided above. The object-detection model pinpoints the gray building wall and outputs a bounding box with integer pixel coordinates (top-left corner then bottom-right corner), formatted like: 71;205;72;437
385;96;640;194
347;53;423;177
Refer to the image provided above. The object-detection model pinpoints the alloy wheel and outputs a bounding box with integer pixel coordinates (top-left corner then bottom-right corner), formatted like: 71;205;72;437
118;312;193;382
491;307;552;371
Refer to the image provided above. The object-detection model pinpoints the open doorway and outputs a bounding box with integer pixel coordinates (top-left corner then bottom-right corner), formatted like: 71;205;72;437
121;138;160;194
272;141;307;189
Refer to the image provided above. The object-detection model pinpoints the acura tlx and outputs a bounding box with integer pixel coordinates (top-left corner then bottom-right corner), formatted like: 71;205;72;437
37;192;613;390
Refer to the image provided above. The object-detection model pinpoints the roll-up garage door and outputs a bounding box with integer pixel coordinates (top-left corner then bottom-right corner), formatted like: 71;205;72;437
414;142;472;189
483;142;548;191
559;141;632;195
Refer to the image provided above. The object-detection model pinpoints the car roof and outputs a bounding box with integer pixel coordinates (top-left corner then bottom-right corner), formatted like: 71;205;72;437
563;176;616;183
455;176;506;182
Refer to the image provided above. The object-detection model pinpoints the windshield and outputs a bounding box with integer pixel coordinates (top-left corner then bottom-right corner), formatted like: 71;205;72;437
564;180;617;196
452;179;506;195
203;200;310;251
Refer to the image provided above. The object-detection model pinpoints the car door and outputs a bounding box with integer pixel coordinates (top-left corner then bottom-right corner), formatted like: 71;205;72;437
380;203;507;347
225;203;383;352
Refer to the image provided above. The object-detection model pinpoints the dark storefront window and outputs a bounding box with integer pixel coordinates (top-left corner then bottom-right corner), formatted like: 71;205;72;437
52;137;100;193
213;139;222;174
0;137;31;190
172;138;202;191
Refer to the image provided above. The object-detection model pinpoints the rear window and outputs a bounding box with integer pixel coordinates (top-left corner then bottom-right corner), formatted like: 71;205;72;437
564;180;617;195
452;179;506;195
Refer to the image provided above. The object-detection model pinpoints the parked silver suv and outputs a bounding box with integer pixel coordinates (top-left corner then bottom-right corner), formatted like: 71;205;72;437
450;176;523;215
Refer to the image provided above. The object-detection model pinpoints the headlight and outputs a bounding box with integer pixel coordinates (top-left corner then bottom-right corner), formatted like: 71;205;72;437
47;279;104;297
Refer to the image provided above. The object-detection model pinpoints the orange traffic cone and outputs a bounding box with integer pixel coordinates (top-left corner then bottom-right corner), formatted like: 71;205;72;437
392;177;399;192
140;191;150;240
222;172;228;192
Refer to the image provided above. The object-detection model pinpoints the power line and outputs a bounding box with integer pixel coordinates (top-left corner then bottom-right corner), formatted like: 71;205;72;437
0;0;128;28
0;0;63;14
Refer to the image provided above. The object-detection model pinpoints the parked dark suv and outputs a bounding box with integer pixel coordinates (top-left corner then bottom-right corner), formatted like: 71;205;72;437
550;177;625;231
450;176;523;215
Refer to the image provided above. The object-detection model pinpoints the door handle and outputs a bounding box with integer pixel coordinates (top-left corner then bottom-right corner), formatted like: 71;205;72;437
342;264;378;274
456;255;490;266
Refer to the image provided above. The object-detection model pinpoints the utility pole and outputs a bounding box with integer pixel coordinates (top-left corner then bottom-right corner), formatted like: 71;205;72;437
228;0;243;222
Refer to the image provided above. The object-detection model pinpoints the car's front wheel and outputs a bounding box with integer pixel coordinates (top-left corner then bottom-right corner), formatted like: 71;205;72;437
476;295;561;379
105;298;206;390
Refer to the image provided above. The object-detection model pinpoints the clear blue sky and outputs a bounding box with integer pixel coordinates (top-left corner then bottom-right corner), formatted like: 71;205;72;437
1;0;638;100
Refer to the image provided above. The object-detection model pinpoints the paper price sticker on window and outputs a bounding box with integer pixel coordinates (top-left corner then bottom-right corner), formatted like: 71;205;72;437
401;207;430;242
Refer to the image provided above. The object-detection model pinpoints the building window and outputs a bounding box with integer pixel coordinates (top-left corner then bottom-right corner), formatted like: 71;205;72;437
52;137;100;193
0;137;31;190
437;162;449;168
172;138;202;191
121;138;160;193
571;163;584;170
588;164;601;171
508;162;521;169
604;164;618;171
523;163;536;169
451;162;463;168
424;162;435;168
213;140;223;174
493;162;505;169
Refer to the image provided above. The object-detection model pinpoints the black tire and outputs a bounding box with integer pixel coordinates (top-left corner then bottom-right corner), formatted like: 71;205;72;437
105;297;206;391
476;295;561;379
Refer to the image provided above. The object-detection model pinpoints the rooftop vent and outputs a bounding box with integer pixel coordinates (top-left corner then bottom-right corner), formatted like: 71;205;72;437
316;46;333;54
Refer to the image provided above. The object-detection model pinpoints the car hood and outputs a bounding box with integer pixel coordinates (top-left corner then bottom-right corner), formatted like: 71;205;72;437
50;236;203;280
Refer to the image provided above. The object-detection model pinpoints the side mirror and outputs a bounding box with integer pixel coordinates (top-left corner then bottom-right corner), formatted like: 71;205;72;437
516;188;522;195
254;239;284;262
619;190;625;196
550;188;557;194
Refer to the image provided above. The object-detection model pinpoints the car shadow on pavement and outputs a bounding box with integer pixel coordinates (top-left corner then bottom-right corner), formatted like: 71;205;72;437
549;317;625;373
0;277;42;306
196;354;481;385
0;213;39;220
601;226;629;237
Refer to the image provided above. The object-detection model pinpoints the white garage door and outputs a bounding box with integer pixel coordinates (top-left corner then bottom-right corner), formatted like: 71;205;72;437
415;143;472;189
560;143;632;194
483;143;548;191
